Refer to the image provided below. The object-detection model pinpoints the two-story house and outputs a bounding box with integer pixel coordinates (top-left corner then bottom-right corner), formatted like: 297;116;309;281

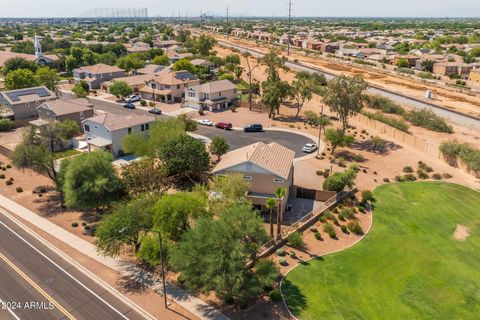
73;64;126;90
212;142;295;213
82;112;155;156
0;86;57;120
183;80;238;111
36;98;94;129
139;70;200;103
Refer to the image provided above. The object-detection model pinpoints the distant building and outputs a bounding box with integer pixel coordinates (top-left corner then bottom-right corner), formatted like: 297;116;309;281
0;86;56;120
0;35;59;68
73;64;126;90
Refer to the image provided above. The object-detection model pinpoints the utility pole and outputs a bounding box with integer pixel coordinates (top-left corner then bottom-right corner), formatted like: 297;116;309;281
226;6;229;24
287;0;293;55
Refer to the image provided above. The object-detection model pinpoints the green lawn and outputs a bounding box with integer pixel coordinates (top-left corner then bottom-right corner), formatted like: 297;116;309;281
52;149;81;160
282;182;480;320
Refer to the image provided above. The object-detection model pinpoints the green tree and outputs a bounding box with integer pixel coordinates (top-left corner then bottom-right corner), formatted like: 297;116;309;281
396;58;409;68
274;187;286;239
35;67;60;91
325;128;355;154
11;41;35;54
95;195;156;256
170;203;268;301
259;48;287;83
323;166;358;192
209;136;230;160
62;151;122;210
58;119;80;140
421;59;435;73
120;158;169;197
116;53;145;73
290;72;315;118
82;48;97;65
208;174;251;215
152;55;170;66
172;58;195;73
323;75;368;133
266;198;276;239
261;80;291;119
191;34;216;56
71;83;88;98
4;69;38;90
176;113;197;132
109;80;133;100
159;135;210;182
70;46;83;61
122;118;185;158
369;136;386;152
65;56;79;74
98;52;117;65
2;57;37;75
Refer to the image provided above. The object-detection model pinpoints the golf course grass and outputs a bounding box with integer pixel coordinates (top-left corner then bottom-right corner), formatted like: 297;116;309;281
282;182;480;320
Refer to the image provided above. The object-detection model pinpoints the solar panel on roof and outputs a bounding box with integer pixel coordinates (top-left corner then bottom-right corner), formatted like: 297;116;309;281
5;87;51;102
175;71;197;80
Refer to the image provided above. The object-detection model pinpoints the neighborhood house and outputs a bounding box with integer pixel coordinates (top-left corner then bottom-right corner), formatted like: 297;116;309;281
73;63;126;89
36;98;94;129
184;79;238;111
0;86;57;120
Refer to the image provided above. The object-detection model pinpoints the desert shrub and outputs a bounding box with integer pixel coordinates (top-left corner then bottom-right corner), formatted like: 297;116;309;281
406;109;453;133
340;225;348;233
417;169;429;180
432;173;442;180
367;95;406;115
394;175;404;182
403;166;414;173
361;111;410;132
323;166;358;192
81;221;87;226
6;164;11;169
314;232;323;240
278;258;288;266
0;119;13;132
15;187;23;193
319;216;326;223
71;222;78;227
148;101;155;107
338;213;345;221
316;170;323;176
347;221;363;234
287;232;304;249
276;248;285;256
323;223;336;239
6;180;13;185
84;225;90;230
340;207;356;220
0;174;5;179
442;173;453;179
140;100;147;106
324;211;335;220
418;161;433;172
289;251;296;258
270;290;282;302
361;190;374;202
358;206;366;213
309;227;318;233
383;177;390;183
403;173;417;181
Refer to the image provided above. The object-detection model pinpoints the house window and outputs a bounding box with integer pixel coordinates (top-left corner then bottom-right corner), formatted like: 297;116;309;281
177;85;180;89
84;124;90;132
145;123;149;130
243;176;252;181
274;178;284;183
128;128;132;134
218;92;222;97
141;124;145;132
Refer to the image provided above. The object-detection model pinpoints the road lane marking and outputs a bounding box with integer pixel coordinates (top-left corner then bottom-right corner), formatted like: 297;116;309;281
0;220;131;320
0;252;75;320
0;298;21;320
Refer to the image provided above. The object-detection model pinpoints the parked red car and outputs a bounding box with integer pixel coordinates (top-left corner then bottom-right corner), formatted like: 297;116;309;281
215;122;233;130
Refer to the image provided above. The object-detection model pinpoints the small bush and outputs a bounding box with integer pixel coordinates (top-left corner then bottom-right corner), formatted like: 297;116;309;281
289;251;296;258
314;232;323;240
0;119;13;132
406;109;453;133
340;225;348;233
6;180;13;186
361;190;374;202
84;225;90;230
71;222;78;227
319;216;326;223
432;173;442;180
81;221;87;226
394;175;404;182
340;207;356;220
417;169;429;180
324;211;335;220
270;289;282;302
276;248;286;256
309;227;318;233
224;294;234;305
361;111;409;132
358;206;366;213
338;213;345;221
140;100;147;106
323;223;337;239
403;166;414;173
347;221;363;235
403;173;417;181
0;174;5;179
177;274;186;285
287;232;304;249
316;170;323;176
278;258;288;266
442;173;453;179
15;187;23;193
383;177;390;183
9;177;13;181
418;161;433;172
6;164;11;169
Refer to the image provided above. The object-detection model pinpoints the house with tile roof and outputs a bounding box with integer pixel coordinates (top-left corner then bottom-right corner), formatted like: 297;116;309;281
73;64;126;90
212;142;295;212
139;70;200;103
82;112;155;155
184;79;238;111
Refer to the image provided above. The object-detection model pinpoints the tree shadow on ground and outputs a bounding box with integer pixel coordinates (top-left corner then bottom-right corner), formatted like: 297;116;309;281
351;139;402;155
281;278;308;316
116;262;159;295
335;150;368;163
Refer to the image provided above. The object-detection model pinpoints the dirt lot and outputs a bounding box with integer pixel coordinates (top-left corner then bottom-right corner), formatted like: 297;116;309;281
210;32;480;118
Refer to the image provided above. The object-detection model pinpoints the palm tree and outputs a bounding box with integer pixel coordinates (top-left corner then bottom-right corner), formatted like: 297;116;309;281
274;187;287;239
265;198;276;239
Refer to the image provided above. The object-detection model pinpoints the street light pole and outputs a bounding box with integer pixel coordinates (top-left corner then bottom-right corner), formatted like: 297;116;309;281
153;230;168;309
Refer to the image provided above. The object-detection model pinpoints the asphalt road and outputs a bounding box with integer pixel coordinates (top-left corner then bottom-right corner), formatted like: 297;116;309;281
216;39;480;130
0;211;148;320
91;98;315;158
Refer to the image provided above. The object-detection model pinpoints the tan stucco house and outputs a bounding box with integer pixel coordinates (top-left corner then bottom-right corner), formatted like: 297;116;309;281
212;142;295;211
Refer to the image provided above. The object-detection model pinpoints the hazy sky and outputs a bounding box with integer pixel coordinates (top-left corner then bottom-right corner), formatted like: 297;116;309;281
1;0;479;18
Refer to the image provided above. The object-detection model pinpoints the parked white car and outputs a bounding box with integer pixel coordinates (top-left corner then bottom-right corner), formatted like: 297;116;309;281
198;119;214;126
125;94;141;103
302;143;318;153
